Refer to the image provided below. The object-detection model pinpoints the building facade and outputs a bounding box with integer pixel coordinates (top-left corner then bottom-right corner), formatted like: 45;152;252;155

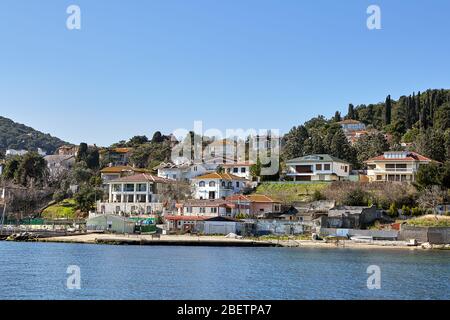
365;151;433;182
192;172;248;199
96;173;172;215
286;154;351;181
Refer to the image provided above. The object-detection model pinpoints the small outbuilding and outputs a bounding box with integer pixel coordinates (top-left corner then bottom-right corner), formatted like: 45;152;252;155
87;214;136;234
196;216;242;235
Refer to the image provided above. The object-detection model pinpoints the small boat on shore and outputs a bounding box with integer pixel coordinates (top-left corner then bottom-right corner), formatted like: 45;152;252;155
350;236;373;242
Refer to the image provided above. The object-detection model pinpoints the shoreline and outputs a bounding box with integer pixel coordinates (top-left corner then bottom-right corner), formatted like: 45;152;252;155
16;233;448;251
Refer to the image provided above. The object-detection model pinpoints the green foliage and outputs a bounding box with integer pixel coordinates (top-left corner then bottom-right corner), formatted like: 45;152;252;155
354;133;389;167
401;205;411;216
388;203;398;217
312;190;325;201
42;199;77;219
73;185;103;213
282;125;309;160
2;152;47;186
411;207;423;217
415;162;444;190
343;188;369;206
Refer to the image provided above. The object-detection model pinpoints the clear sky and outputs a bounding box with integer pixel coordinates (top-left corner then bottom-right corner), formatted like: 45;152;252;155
0;0;449;146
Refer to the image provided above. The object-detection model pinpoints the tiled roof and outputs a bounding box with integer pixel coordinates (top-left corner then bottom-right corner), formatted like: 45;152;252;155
99;147;133;154
226;194;278;203
221;161;254;167
286;154;350;165
192;172;247;181
178;199;242;208
164;215;213;221
100;166;150;174
108;173;172;184
365;152;432;162
338;119;364;125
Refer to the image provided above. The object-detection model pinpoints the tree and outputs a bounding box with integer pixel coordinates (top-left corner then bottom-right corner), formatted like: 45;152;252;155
415;163;442;190
434;103;450;131
354;133;389;166
152;132;164;143
384;95;392;125
128;135;149;146
76;143;88;163
74;185;103;213
417;186;446;213
415;129;446;162
282;125;309;160
347;104;355;120
13;152;48;187
333;111;342;122
330;129;355;164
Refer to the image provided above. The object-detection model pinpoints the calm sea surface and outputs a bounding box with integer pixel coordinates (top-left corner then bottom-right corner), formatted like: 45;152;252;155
0;242;449;300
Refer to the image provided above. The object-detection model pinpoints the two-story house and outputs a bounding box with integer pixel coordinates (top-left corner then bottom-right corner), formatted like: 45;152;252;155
96;173;172;215
221;161;254;180
192;172;248;199
286;154;351;181
365;151;433;182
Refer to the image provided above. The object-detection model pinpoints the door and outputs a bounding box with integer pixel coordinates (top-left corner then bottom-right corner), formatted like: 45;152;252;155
209;191;216;199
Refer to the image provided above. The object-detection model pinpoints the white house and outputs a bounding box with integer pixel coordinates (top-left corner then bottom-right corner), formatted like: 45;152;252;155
175;199;247;217
286;154;350;181
155;161;209;181
96;173;172;215
5;148;46;157
365;151;433;182
221;161;254;180
192;172;248;200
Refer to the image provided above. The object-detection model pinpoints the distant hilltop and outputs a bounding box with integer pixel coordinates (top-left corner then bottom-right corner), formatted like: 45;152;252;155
0;116;69;155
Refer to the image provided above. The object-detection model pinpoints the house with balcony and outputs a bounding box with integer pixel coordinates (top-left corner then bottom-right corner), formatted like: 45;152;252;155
192;172;248;199
99;147;133;166
175;199;247;217
365;151;433;182
226;194;282;217
96;173;172;215
100;165;151;184
286;154;351;181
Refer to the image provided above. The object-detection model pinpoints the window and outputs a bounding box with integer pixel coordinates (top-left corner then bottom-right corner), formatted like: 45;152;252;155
316;164;322;171
221;181;226;187
233;168;239;173
113;184;122;192
344;166;348;173
200;207;206;214
124;184;134;192
209;181;216;187
324;164;331;170
199;181;205;187
125;195;134;203
136;183;147;192
115;206;121;213
376;175;382;181
186;207;192;213
210;207;217;213
227;182;232;188
236;182;240;188
241;167;246;173
136;194;146;203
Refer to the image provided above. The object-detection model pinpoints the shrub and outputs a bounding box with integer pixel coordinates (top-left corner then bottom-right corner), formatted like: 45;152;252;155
343;188;369;206
388;203;398;217
411;207;423;217
312;190;325;201
402;205;411;216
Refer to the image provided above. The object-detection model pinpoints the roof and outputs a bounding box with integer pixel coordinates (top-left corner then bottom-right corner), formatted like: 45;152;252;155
108;173;172;184
99;147;133;154
100;166;150;174
203;216;240;222
338;119;365;125
286;154;350;165
192;172;247;181
153;161;192;170
44;155;75;162
221;161;254;167
165;215;213;221
177;199;242;208
226;194;278;203
365;151;433;163
209;139;235;146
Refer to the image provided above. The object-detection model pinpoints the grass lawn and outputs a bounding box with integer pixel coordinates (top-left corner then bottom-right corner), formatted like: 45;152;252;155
406;215;450;227
255;182;329;203
42;199;78;219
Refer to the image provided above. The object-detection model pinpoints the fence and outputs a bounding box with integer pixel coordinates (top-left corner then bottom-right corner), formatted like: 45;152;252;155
399;226;450;244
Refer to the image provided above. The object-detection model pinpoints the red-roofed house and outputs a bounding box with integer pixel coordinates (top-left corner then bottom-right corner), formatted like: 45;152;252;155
226;194;282;217
365;151;433;182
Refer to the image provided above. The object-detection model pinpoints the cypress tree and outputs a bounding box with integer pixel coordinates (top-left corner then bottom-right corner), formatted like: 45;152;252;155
347;104;355;120
384;95;392;125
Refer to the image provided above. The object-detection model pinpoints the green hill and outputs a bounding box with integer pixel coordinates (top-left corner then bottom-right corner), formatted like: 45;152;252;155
0;116;69;155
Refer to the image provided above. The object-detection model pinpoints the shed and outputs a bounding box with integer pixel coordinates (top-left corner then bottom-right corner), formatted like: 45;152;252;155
197;216;242;235
87;214;136;234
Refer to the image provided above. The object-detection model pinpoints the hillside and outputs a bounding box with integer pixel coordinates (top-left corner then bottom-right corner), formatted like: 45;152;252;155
0;116;68;155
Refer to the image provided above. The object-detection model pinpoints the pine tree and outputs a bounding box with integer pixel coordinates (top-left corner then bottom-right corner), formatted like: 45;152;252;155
333;111;342;122
282;125;309;160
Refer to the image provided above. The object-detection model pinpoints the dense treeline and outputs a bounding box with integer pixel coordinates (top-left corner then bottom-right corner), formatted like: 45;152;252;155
0;116;68;155
282;89;450;168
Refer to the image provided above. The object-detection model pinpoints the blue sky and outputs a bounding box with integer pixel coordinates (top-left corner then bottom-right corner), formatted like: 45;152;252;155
0;0;449;146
